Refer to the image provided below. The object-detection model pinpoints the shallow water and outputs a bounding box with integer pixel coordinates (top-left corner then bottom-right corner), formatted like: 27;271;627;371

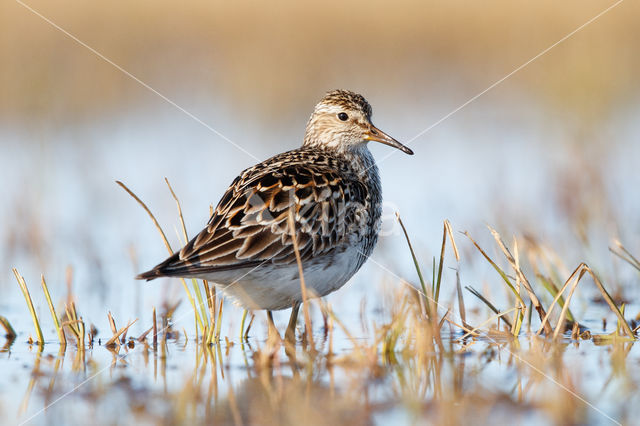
3;327;640;425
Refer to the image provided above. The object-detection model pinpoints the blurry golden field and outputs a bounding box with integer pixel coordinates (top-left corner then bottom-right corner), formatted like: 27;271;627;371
1;0;639;127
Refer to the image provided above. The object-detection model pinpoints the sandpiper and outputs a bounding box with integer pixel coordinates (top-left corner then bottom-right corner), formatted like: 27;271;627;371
137;89;413;339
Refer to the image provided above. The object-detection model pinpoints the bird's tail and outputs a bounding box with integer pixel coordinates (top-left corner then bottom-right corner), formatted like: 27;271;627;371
136;252;182;281
135;269;163;281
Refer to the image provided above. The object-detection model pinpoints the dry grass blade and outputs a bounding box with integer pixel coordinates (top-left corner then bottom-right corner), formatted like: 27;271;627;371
117;180;172;253
105;319;138;347
438;307;451;330
610;240;640;272
435;222;447;302
152;307;158;350
537;274;576;323
288;208;314;349
165;177;189;242
13;269;44;345
117;180;205;334
60;319;84;328
206;284;217;345
434;220;460;303
462;232;524;305
510;236;524;336
444;220;460;261
108;311;117;335
244;314;255;340
203;280;217;342
203;280;213;310
459;307;520;340
41;275;66;346
239;310;248;342
585;265;634;338
79;318;86;351
165;178;210;332
536;264;585;335
465;286;513;329
486;226;552;334
137;326;153;342
64;303;81;341
463;232;528;333
396;213;431;317
552;268;586;339
536;263;635;338
191;280;210;334
455;269;469;330
441;313;478;337
0;316;16;339
215;299;223;341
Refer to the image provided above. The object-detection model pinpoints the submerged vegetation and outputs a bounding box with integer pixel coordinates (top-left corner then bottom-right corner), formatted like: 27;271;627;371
2;180;639;425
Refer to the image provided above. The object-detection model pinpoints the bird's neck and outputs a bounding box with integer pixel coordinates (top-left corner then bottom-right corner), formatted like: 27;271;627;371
302;140;377;177
348;144;378;180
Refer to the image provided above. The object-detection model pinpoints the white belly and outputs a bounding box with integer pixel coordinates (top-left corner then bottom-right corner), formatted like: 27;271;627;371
200;247;363;310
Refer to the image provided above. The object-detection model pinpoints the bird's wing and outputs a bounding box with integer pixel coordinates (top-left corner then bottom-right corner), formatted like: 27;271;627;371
140;156;367;279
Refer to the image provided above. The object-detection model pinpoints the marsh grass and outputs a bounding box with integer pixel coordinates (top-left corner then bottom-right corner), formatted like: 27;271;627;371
41;276;65;347
105;311;138;347
12;180;634;348
0;316;16;340
3;181;640;425
62;301;85;350
397;214;431;317
13;269;43;346
610;240;640;273
116;180;208;338
118;179;230;347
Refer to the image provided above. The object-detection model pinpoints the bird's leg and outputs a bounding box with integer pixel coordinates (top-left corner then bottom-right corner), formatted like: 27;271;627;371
285;303;300;343
267;310;278;339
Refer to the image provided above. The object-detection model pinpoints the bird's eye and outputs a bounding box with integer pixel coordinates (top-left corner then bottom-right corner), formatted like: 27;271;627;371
337;112;349;121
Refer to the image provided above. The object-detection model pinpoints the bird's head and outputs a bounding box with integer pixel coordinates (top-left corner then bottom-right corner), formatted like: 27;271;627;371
303;89;413;155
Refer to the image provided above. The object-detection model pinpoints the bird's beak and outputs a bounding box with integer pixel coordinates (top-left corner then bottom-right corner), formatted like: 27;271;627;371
364;124;414;155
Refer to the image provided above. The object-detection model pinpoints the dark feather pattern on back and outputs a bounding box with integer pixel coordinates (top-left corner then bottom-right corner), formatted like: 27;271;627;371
138;146;379;280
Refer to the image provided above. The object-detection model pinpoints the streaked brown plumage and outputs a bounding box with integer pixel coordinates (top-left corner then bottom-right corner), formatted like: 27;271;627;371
137;90;413;334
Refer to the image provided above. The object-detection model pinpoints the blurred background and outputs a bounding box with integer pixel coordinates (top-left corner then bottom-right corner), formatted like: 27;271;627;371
1;0;639;329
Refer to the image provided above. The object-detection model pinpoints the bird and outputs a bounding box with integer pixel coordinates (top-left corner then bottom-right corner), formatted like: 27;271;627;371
137;89;414;340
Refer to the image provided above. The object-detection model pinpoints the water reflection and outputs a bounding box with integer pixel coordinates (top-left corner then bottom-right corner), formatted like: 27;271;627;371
3;316;640;425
